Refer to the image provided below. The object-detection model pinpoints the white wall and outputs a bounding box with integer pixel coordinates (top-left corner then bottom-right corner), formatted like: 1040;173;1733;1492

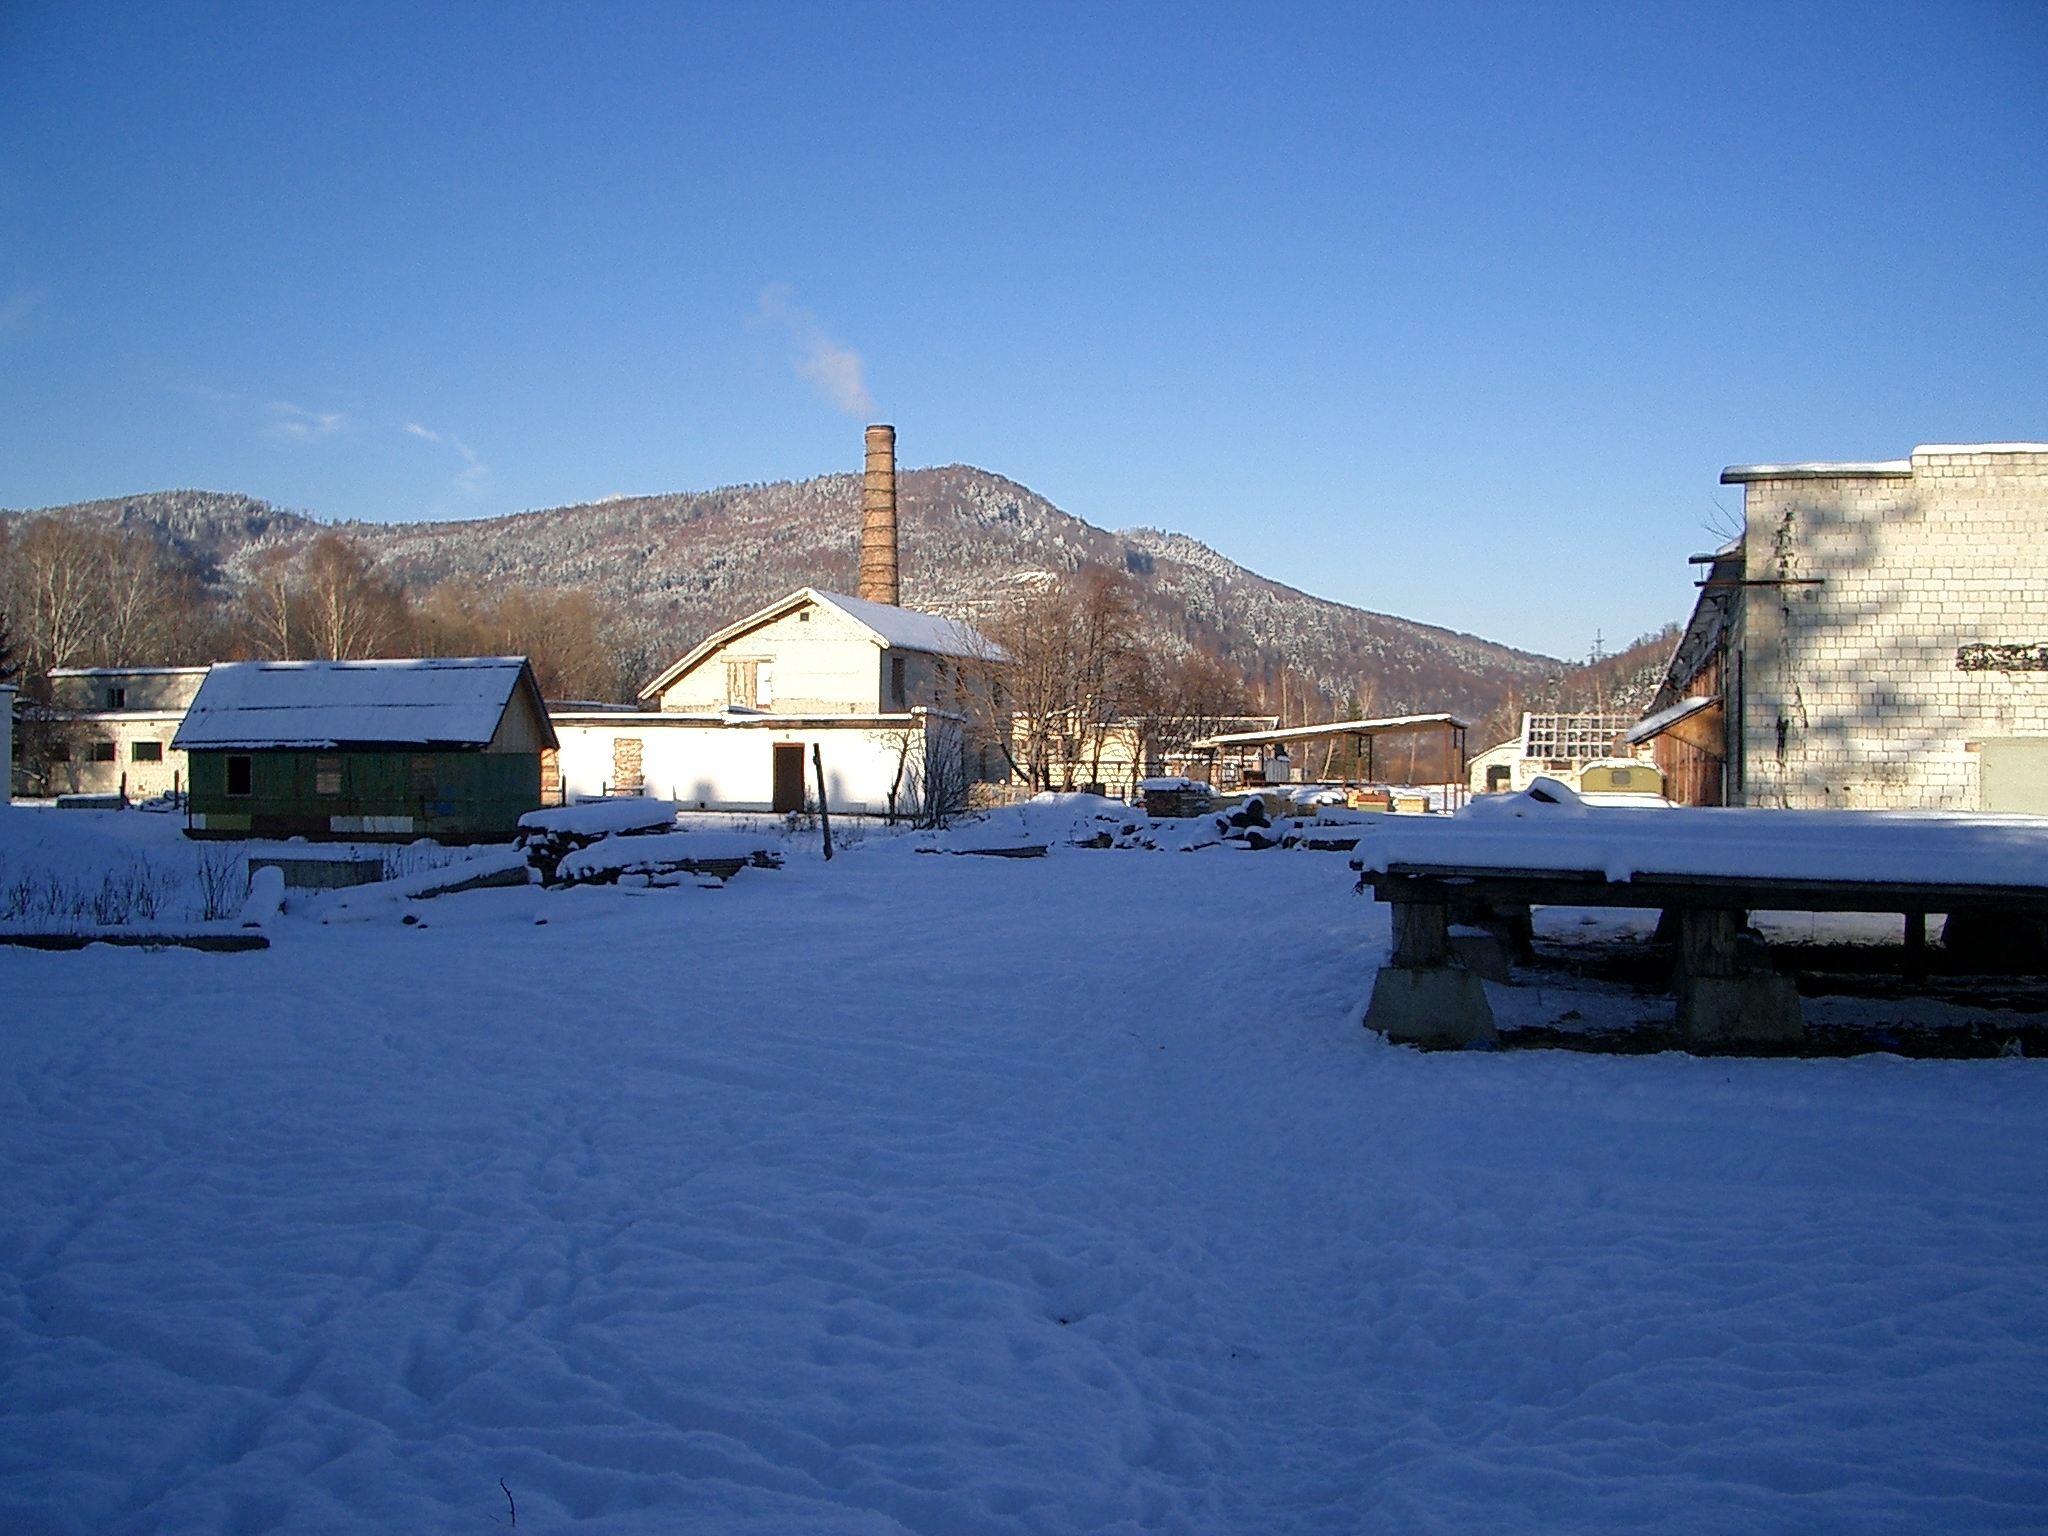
553;714;939;814
1738;446;2048;810
48;713;189;800
656;603;883;714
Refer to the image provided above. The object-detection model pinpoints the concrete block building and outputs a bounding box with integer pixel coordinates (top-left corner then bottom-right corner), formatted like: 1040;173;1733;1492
1637;443;2048;811
23;666;209;800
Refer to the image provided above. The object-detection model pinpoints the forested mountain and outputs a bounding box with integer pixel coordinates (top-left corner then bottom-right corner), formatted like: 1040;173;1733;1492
6;467;1569;717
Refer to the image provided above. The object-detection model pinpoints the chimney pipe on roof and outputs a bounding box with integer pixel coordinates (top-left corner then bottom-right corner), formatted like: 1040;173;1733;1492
859;423;899;606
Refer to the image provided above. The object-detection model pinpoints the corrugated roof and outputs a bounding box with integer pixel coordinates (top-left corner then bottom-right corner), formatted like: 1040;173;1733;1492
1192;713;1471;750
1626;694;1720;745
174;658;537;750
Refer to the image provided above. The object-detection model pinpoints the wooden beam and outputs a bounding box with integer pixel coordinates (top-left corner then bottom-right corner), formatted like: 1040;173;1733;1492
1389;900;1451;968
1360;866;2048;915
1677;908;1744;978
1904;911;1927;982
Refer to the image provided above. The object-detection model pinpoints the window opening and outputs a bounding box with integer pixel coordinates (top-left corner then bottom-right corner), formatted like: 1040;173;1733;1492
227;756;253;796
91;741;116;762
316;757;342;795
132;740;163;763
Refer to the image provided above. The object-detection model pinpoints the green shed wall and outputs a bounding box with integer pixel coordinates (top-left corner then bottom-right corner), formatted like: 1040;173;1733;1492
186;749;541;841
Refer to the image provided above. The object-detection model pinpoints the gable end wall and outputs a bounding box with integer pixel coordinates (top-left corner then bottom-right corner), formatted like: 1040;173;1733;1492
1739;449;2048;809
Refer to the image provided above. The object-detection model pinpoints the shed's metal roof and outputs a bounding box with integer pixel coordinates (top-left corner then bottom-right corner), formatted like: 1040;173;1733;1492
174;657;542;750
1626;694;1720;745
1192;713;1471;750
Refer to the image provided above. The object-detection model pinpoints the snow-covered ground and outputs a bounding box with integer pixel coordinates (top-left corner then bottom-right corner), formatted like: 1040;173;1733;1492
3;808;2046;1532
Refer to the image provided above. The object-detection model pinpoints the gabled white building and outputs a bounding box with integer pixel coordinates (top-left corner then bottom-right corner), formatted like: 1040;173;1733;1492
638;588;994;715
550;588;1008;816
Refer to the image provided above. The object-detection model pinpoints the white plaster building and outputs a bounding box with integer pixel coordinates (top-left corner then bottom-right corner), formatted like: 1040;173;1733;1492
1637;444;2048;811
552;588;1005;815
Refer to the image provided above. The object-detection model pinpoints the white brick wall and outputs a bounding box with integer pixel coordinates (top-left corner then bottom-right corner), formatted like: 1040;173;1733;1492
1737;448;2048;810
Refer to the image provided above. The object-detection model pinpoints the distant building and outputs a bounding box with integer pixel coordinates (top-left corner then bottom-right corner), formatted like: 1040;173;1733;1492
1467;712;1650;795
176;657;555;841
552;588;1008;814
18;666;209;800
1634;443;2048;811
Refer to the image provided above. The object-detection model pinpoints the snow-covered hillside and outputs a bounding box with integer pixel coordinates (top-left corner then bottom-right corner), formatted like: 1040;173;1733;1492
2;820;2044;1532
5;473;1562;718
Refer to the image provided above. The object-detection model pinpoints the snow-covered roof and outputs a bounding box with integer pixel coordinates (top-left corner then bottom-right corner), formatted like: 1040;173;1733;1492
1721;444;2048;485
638;587;1007;702
809;590;996;661
1193;714;1471;750
47;666;211;678
1721;461;1912;483
173;658;551;751
1353;779;2048;890
1625;694;1720;745
1915;443;2048;456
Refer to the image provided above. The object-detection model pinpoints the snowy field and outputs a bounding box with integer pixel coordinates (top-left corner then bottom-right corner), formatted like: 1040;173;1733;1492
3;811;2047;1532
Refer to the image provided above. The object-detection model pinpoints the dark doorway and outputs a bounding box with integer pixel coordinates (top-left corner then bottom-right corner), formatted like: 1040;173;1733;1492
772;743;806;813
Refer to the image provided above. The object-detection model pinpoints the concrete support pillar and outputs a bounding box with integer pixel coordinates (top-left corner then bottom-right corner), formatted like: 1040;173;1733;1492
1673;906;1803;1044
1365;897;1498;1048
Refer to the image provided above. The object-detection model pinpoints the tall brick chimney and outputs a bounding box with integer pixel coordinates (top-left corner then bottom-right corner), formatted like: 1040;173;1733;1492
859;423;899;606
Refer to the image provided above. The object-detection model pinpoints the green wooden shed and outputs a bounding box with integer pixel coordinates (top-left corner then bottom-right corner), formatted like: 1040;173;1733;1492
174;657;558;842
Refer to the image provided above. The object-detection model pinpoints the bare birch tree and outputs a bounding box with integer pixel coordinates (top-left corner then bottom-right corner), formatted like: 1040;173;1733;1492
299;532;410;660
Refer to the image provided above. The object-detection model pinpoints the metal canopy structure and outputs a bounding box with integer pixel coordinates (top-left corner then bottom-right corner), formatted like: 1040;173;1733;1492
1188;712;1472;804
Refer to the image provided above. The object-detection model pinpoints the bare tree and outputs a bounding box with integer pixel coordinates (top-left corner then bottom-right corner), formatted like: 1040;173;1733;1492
415;581;621;699
299;532;410;660
916;713;969;825
970;565;1150;793
1128;645;1250;780
1;516;211;675
11;517;102;674
239;546;302;660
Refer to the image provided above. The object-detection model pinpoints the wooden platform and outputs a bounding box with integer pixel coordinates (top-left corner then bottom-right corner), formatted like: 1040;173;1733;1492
1360;864;2048;915
1354;859;2048;1049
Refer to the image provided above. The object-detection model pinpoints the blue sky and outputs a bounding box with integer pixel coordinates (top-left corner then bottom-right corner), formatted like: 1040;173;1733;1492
2;3;2043;660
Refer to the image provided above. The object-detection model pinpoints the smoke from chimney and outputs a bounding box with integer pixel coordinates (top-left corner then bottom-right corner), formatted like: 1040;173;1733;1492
859;423;899;605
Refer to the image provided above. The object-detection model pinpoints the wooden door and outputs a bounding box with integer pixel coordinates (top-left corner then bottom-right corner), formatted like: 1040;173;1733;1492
772;742;806;813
